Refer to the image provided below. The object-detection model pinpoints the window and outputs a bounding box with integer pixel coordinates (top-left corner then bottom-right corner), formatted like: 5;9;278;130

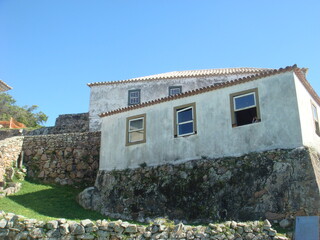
311;104;320;136
126;114;146;145
128;89;141;105
230;88;261;127
174;103;197;137
169;86;182;96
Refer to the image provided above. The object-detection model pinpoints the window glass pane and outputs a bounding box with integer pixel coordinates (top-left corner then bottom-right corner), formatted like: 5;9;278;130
178;108;193;123
170;88;181;95
130;98;138;104
129;131;144;142
234;93;255;110
178;122;193;135
130;91;139;98
312;105;318;121
130;119;143;131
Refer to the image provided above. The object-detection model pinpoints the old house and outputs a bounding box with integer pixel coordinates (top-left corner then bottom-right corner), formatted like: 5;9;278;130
97;65;320;170
79;64;320;222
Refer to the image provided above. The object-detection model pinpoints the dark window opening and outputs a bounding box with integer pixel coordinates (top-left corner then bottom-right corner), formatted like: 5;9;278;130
312;104;320;136
235;107;258;126
230;89;261;128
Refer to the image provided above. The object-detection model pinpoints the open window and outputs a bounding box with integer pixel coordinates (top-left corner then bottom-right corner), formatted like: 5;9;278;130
174;103;197;137
169;86;182;96
126;114;146;145
311;103;320;136
230;88;261;127
128;89;141;106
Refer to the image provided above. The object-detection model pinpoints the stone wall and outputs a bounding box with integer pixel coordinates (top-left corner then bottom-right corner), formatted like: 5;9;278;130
27;113;89;135
0;211;289;240
0;113;89;140
79;147;320;224
22;131;100;186
53;112;89;134
0;136;23;184
0;130;24;141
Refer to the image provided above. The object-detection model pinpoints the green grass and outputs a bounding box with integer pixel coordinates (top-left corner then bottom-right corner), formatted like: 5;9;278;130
0;179;107;221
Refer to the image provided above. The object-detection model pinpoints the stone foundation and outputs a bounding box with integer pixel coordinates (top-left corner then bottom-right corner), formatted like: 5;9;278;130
79;147;320;223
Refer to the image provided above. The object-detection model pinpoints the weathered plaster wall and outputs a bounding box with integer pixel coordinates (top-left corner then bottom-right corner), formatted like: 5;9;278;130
100;71;303;170
89;73;259;131
294;74;320;153
22;132;100;186
79;147;320;224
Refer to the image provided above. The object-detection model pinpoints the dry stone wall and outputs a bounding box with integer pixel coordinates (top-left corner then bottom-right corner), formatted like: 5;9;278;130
22;132;100;186
0;130;24;141
0;136;23;184
0;113;89;141
51;112;89;134
26;113;89;136
79;147;320;224
0;211;289;240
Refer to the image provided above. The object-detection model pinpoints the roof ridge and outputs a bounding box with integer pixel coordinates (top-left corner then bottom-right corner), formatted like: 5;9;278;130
88;67;274;87
100;65;300;118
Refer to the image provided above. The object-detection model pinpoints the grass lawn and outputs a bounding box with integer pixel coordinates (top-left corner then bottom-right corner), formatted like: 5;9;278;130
0;179;107;221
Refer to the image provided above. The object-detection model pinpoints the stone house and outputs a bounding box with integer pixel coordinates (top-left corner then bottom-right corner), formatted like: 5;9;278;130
96;65;320;170
0;80;12;92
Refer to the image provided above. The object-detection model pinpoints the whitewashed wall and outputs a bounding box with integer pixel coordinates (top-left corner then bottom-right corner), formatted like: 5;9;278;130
294;75;320;152
89;73;258;131
100;71;305;170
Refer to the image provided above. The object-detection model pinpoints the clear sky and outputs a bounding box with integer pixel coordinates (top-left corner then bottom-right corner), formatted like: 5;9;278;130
1;0;319;126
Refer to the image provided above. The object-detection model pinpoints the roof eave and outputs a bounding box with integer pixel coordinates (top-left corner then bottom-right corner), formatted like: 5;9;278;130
0;80;12;92
87;68;274;87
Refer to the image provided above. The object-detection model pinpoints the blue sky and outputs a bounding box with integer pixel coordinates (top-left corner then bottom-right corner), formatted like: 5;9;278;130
1;1;319;126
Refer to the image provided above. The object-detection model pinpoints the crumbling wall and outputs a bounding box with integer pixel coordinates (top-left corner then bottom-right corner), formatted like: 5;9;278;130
0;113;89;140
0;136;23;185
27;113;89;135
52;112;89;134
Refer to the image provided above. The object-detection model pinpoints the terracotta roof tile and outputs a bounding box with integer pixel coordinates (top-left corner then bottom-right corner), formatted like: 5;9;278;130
0;80;12;92
88;67;273;87
100;65;318;118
